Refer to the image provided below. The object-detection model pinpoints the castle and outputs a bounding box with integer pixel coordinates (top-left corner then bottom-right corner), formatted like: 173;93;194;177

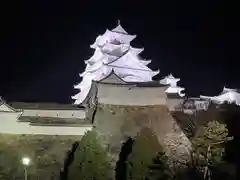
1;22;240;162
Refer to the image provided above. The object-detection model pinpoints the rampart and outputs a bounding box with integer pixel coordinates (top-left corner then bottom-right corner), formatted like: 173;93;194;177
93;104;192;163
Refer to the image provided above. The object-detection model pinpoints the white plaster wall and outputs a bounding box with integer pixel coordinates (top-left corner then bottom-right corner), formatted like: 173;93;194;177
0;111;22;121
21;109;86;119
194;101;210;110
0;112;92;135
97;84;167;106
167;98;184;111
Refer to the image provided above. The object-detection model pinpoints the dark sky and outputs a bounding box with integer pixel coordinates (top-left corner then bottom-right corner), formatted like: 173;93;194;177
0;1;239;103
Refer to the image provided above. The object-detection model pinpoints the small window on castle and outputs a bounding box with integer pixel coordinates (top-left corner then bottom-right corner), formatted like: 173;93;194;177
72;113;74;116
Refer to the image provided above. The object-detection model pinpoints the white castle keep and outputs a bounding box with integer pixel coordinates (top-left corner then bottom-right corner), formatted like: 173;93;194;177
71;22;186;107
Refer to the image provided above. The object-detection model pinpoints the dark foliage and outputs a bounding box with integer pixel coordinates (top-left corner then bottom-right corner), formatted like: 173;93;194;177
211;162;237;180
175;167;204;180
220;103;240;179
67;130;112;180
115;137;134;180
127;127;163;180
146;152;172;180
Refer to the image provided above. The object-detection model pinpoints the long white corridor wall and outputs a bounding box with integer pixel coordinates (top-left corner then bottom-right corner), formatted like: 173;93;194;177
0;111;92;136
21;109;86;119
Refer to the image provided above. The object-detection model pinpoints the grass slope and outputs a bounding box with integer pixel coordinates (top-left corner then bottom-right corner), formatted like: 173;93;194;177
0;134;82;180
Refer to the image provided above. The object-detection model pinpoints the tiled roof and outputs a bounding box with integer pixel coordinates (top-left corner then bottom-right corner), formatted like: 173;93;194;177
18;116;91;126
9;102;84;110
166;93;183;99
96;71;167;87
29;123;92;127
0;99;22;112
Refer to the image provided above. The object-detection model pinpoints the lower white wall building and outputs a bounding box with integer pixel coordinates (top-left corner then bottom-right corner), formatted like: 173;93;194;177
0;100;92;135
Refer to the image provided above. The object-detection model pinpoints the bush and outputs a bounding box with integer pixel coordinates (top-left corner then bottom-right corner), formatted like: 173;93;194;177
192;120;233;166
127;127;163;180
68;130;112;180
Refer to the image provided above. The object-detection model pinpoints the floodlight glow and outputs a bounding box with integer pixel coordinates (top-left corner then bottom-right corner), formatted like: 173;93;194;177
22;157;30;166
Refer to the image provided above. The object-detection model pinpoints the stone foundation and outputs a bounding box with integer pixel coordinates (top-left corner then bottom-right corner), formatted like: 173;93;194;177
92;104;192;163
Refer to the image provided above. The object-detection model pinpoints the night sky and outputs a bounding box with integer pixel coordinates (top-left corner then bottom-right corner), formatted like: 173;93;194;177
0;1;239;103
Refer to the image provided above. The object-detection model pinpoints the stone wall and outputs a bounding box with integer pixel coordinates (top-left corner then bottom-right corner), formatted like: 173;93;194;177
93;104;192;163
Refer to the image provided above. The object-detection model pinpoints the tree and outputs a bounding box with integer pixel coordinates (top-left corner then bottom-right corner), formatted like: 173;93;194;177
68;130;112;180
192;120;233;165
127;127;163;180
191;120;233;180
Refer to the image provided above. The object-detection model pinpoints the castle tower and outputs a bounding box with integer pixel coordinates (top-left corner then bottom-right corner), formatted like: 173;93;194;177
160;74;185;111
200;86;240;106
72;22;159;105
72;22;192;164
